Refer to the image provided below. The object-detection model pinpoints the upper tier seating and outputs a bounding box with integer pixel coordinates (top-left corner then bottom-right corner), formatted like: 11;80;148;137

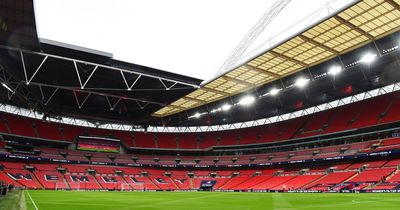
380;96;400;124
296;110;335;138
348;95;391;129
0;92;399;150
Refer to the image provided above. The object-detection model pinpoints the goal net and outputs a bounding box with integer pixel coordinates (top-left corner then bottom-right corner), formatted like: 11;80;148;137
121;183;144;191
68;182;81;191
55;182;80;191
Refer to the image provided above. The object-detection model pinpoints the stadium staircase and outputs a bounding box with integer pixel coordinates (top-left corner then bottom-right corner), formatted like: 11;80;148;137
234;176;257;190
341;172;359;183
0;171;21;187
148;177;162;190
121;176;133;190
377;97;396;124
31;172;45;190
367;168;400;190
189;178;194;189
292;119;310;138
220;176;253;190
121;175;132;189
62;174;71;189
301;173;328;189
92;175;104;190
217;177;234;189
239;175;273;190
168;176;180;190
386;168;400;180
323;112;336;132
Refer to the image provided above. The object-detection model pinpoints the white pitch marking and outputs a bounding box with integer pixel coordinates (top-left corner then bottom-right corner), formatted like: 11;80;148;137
26;190;39;210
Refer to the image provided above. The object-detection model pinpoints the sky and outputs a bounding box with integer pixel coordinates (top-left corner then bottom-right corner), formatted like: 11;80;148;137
34;0;355;81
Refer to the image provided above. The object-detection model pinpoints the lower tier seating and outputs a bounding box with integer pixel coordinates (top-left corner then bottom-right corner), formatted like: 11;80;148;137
1;159;399;192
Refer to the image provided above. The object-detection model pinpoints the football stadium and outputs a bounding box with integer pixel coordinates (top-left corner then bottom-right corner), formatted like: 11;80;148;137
1;0;400;209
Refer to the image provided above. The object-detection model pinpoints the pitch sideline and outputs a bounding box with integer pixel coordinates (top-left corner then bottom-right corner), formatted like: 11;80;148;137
26;190;39;210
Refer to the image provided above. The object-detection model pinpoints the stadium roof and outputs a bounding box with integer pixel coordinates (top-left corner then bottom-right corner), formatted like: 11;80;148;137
34;0;355;81
0;0;399;127
154;0;400;117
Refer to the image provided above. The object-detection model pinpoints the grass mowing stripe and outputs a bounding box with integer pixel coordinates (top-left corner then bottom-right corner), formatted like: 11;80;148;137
26;191;38;210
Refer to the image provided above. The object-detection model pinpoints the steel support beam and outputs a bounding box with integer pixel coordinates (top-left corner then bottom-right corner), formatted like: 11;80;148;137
159;79;177;90
244;64;281;78
269;51;308;67
135;101;149;110
298;35;339;55
182;96;204;104
221;75;255;87
167;104;184;111
23;81;166;106
20;51;48;85
44;87;59;106
105;96;122;110
385;0;400;10
120;71;141;90
1;45;200;88
334;16;374;40
73;91;91;109
201;87;230;97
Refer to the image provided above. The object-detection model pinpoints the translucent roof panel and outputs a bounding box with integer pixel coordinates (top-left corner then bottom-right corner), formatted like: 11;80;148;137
34;0;355;81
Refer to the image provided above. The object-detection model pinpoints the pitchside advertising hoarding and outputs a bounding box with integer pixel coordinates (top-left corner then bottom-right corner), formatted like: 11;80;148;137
76;136;120;153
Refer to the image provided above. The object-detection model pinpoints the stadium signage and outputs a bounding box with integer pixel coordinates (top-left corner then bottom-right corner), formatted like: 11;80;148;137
1;148;400;169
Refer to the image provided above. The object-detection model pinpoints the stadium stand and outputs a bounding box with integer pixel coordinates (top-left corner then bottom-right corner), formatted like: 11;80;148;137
0;92;400;192
0;92;399;151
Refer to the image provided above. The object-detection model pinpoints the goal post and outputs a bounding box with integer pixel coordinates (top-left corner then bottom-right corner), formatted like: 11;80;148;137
69;182;81;191
55;182;80;191
121;183;144;191
121;183;131;191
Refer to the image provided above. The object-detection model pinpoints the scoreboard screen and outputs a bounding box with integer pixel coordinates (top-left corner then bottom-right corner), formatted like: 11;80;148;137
77;136;120;153
200;180;217;188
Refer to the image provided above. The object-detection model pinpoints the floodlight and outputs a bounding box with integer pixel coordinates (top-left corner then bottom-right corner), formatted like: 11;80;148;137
1;83;14;93
238;95;255;106
269;88;281;96
222;104;232;111
328;66;342;76
210;109;218;113
360;52;377;64
194;113;201;118
295;77;310;88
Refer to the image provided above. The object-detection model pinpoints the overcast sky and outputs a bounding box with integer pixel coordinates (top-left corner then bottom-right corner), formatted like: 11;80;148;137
34;0;355;81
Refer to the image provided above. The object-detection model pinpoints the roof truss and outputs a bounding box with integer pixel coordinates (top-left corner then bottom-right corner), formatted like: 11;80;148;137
153;0;400;117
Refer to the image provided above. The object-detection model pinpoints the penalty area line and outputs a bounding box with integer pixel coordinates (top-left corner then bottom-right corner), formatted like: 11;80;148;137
26;190;39;210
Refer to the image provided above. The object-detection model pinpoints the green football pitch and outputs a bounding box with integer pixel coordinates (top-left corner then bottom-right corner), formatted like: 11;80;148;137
3;190;400;210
